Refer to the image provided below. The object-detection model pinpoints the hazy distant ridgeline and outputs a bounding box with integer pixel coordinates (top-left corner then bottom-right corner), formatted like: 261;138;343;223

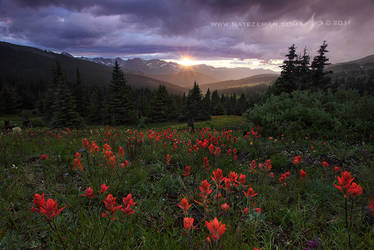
84;56;278;82
0;42;186;94
201;74;279;91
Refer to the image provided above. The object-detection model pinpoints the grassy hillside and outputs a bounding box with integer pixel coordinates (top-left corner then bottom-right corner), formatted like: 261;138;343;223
328;54;374;74
149;69;218;88
201;74;278;91
0;42;186;94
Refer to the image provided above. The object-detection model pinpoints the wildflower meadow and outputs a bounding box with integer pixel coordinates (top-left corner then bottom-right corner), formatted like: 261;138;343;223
1;119;374;249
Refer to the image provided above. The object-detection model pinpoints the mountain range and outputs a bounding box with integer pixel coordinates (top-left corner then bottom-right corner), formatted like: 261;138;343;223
0;42;186;94
1;41;374;95
81;56;278;88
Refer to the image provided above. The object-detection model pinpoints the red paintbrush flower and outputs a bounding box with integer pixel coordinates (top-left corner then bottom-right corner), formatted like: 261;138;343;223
221;203;229;211
211;168;224;184
300;169;307;178
31;193;45;212
369;198;374;215
82;187;96;199
178;198;191;213
293;155;302;165
243;187;258;199
100;184;109;193
205;217;226;240
183;217;195;231
182;166;191;177
39;199;65;219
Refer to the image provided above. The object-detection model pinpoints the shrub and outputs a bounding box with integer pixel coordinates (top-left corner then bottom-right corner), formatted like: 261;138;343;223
245;89;374;141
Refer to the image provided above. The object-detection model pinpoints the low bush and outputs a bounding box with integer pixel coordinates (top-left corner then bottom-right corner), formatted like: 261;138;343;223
246;90;374;141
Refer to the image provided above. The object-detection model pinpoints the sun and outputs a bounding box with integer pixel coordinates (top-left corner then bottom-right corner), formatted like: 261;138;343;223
180;56;193;66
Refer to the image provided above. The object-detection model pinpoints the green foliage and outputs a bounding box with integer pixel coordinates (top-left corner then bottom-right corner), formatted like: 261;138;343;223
269;153;288;172
246;89;374;141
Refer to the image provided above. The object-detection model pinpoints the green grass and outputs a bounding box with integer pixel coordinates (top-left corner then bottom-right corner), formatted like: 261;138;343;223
0;116;373;249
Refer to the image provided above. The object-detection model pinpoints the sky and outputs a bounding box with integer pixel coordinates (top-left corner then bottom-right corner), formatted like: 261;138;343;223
1;0;374;71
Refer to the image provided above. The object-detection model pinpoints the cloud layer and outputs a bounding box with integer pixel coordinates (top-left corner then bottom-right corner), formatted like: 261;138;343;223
1;0;374;64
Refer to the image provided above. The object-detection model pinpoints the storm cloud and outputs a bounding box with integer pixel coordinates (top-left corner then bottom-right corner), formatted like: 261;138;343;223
1;0;374;64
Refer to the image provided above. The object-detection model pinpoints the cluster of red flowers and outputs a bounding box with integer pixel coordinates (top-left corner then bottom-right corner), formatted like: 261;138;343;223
73;152;83;171
293;155;302;165
202;157;209;170
93;187;136;220
322;161;329;167
31;193;65;219
249;159;272;175
300;169;307;178
334;171;362;199
182;166;190;177
279;172;291;186
369;198;374;215
199;180;213;203
166;154;171;165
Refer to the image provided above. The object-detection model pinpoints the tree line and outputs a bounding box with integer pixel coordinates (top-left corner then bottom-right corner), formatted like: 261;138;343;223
272;41;332;94
0;61;253;127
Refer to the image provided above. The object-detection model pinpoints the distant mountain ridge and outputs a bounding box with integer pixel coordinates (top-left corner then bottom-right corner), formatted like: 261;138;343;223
81;56;279;86
0;41;187;94
327;54;374;75
149;70;218;88
201;74;279;92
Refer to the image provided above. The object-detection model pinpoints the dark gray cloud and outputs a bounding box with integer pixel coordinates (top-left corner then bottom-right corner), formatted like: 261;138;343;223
1;0;374;63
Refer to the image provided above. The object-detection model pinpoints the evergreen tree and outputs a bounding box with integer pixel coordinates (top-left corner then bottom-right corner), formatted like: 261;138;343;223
311;41;332;90
166;94;178;121
211;90;224;115
178;92;188;121
0;85;21;115
149;85;170;122
73;68;87;117
297;47;311;90
87;88;103;124
136;88;152;118
50;83;83;128
48;63;82;128
274;44;298;94
43;62;62;120
107;61;137;125
186;82;203;120
201;88;211;120
236;93;248;115
229;94;237;115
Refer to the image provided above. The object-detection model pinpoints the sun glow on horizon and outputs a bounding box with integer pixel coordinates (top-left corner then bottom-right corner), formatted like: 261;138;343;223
179;56;195;67
165;57;282;72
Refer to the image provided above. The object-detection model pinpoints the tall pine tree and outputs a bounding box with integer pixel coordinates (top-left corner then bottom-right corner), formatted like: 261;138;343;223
274;44;298;94
49;63;82;128
149;85;170;122
201;88;211;120
186;82;203;120
311;41;332;90
73;68;87;117
87;88;104;124
107;61;137;125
